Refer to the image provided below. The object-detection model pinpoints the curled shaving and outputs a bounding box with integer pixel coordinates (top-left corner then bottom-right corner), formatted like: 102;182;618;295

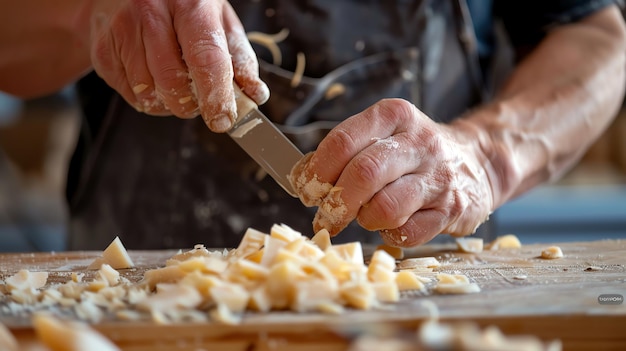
291;52;306;88
246;29;306;88
246;28;290;66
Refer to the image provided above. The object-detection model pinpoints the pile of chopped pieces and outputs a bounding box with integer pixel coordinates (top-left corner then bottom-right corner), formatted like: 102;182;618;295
0;224;479;327
0;225;562;350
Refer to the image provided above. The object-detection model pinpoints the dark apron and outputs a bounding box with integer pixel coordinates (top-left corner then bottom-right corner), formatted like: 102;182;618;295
68;0;494;250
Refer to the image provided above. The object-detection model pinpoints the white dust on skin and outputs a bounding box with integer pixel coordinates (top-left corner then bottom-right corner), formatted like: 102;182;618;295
380;229;410;247
289;136;407;234
133;89;169;115
289;153;334;207
292;137;402;235
288;152;346;233
372;136;400;150
184;70;201;116
313;186;348;234
156;70;196;114
186;30;236;128
294;172;333;207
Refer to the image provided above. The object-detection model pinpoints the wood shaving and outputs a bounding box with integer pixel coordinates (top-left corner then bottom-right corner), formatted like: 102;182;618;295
434;273;481;295
486;234;522;250
325;83;346;100
291;52;306;87
132;84;148;94
246;28;289;66
398;257;440;269
541;246;564;260
455;237;483;253
5;270;48;291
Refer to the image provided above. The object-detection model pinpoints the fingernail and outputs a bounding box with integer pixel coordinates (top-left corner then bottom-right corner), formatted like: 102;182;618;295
254;81;270;105
209;113;233;132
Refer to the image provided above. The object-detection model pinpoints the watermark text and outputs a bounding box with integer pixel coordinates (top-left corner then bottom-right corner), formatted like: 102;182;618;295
598;294;623;305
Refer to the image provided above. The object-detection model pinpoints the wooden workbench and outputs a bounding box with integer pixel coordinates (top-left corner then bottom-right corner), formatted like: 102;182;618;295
1;240;625;350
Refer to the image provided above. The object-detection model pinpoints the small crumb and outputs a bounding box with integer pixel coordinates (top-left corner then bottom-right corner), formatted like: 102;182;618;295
585;266;602;272
455;237;483;253
540;246;563;259
435;283;481;294
132;84;148;94
375;244;404;260
487;234;521;250
398;257;440;269
434;274;481;295
513;275;527;280
178;96;192;104
324;83;345;100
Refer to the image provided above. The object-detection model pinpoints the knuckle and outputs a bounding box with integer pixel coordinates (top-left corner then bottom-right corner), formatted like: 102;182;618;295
91;43;113;72
185;37;230;69
429;132;448;153
376;98;416;124
350;153;384;188
91;32;117;72
136;1;162;33
367;191;403;226
155;66;189;92
134;0;163;23
326;128;358;156
450;188;469;220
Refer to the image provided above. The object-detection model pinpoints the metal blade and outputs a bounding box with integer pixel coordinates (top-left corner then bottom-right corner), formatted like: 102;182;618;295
228;107;303;197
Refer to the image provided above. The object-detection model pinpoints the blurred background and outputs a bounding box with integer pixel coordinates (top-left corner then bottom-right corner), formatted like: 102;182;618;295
0;88;79;252
1;86;625;252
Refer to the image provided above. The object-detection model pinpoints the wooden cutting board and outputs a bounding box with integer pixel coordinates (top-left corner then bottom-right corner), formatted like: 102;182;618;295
1;240;625;351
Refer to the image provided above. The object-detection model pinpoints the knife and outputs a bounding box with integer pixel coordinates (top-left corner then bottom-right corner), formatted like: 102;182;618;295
229;84;304;197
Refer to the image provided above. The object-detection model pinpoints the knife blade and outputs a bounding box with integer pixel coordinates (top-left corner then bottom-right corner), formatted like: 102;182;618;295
229;84;304;197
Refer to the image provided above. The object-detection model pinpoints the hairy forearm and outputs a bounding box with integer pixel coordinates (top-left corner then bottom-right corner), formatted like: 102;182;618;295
454;6;626;209
0;1;93;98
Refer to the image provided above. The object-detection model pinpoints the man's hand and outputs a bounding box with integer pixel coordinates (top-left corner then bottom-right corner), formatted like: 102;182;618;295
90;0;268;132
291;6;626;248
290;99;495;247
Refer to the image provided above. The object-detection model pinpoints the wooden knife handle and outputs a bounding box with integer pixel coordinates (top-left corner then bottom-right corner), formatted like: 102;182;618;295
233;83;258;124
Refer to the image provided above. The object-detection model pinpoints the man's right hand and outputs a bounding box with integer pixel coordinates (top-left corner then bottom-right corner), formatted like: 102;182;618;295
90;0;269;132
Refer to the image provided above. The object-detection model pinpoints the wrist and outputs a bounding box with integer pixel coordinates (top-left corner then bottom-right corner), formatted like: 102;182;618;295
447;105;516;212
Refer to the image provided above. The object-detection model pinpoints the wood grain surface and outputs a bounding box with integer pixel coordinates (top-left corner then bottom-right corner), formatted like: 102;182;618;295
1;240;625;351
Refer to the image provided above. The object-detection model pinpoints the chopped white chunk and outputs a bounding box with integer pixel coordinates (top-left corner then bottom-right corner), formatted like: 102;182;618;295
87;237;134;270
541;246;564;259
32;313;120;351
